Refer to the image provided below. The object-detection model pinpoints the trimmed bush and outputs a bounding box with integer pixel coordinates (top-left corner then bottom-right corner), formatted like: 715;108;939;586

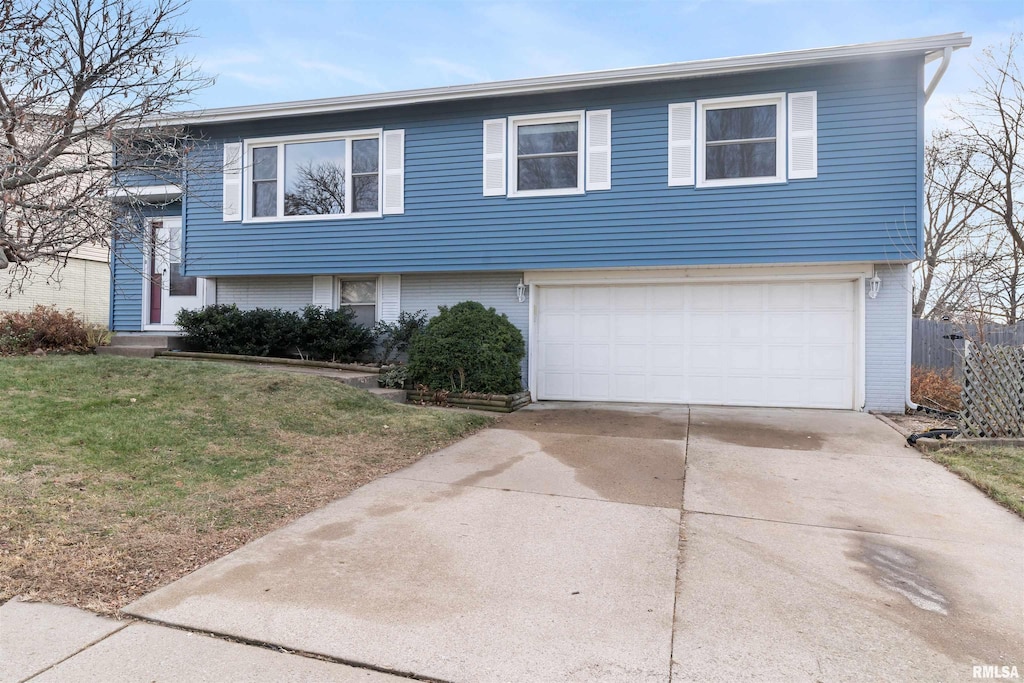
176;304;300;357
408;301;524;394
176;304;242;354
176;304;375;362
297;305;375;362
0;305;89;354
373;309;428;365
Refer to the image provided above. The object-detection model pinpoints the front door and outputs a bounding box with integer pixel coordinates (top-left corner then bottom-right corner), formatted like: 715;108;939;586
146;217;204;329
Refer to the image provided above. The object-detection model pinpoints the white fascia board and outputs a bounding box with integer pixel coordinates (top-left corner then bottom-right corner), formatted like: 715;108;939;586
107;184;182;203
151;33;971;127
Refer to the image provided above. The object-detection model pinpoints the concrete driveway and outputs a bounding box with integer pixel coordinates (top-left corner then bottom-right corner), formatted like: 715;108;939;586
119;404;1023;683
676;407;1023;682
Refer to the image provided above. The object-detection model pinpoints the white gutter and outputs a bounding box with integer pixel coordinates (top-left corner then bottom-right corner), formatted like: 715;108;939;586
906;263;920;411
152;33;971;126
924;46;953;103
107;184;182;203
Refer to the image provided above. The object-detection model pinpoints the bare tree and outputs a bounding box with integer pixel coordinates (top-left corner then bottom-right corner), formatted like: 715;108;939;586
0;0;211;284
980;234;1024;323
919;35;1024;324
950;34;1023;261
284;162;346;216
914;130;993;318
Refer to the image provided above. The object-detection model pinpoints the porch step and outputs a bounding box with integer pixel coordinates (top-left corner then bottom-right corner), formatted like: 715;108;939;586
108;334;189;350
366;387;408;403
335;373;380;389
109;334;171;347
96;345;161;359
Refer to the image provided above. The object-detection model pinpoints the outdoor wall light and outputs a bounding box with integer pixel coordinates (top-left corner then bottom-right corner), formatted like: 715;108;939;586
516;279;527;303
868;273;882;299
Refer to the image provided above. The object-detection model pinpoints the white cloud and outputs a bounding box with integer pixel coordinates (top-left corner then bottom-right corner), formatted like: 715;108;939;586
294;60;387;92
196;49;263;71
468;2;649;78
415;57;491;84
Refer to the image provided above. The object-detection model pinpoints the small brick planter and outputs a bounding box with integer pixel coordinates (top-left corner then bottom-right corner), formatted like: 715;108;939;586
407;389;532;413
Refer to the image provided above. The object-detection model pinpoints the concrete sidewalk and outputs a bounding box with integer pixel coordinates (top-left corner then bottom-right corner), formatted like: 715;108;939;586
0;598;404;682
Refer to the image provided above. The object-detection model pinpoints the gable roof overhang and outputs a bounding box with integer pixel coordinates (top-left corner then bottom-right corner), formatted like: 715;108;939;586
152;33;971;127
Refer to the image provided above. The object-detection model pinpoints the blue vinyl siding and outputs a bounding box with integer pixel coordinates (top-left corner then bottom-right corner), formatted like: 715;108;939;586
174;57;923;276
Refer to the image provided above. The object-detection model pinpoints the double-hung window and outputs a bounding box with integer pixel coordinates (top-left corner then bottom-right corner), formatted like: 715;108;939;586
508;112;584;197
244;130;382;221
696;94;786;188
339;279;377;327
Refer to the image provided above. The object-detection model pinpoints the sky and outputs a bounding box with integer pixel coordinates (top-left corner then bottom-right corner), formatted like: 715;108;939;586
179;0;1022;129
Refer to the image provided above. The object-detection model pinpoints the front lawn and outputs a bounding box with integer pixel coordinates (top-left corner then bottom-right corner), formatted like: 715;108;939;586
0;355;491;613
928;444;1024;518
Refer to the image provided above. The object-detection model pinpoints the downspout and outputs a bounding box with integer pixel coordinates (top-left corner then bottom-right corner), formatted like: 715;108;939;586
924;47;952;104
908;47;953;409
907;265;919;411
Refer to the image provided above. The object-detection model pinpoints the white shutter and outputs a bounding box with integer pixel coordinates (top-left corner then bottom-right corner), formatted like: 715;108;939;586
585;109;612;191
204;278;217;306
312;275;335;308
667;103;695;186
222;142;242;221
379;274;401;323
382;129;405;215
788;91;817;179
482;118;507;196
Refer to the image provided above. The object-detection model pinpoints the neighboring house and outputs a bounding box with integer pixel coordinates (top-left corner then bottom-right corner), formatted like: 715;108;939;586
1;243;110;325
109;33;971;412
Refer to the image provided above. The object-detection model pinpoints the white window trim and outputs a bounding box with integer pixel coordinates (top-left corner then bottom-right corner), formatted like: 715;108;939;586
242;128;384;223
696;93;786;189
507;110;585;198
336;275;380;324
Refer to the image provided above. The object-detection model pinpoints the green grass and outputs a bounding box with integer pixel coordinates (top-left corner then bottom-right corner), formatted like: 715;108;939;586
930;444;1024;518
0;355;492;611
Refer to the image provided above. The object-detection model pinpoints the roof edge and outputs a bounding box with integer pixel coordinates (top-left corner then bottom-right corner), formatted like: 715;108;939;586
153;33;971;127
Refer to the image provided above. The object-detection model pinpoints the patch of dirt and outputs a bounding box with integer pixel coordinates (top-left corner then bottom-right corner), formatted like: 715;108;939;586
883;412;958;437
0;431;476;615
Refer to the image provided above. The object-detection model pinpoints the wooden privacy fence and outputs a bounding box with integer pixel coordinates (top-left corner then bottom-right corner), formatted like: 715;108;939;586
958;342;1024;437
913;320;1024;375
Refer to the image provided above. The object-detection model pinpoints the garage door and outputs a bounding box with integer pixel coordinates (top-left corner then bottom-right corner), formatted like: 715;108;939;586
535;281;856;409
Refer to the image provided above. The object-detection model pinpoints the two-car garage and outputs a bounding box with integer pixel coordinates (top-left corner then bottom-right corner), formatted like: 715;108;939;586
532;276;860;410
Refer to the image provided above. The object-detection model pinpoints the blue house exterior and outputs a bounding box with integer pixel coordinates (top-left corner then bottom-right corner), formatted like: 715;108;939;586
110;33;971;412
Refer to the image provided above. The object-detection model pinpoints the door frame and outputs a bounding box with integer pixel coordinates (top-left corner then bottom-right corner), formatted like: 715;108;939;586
141;216;207;331
525;263;871;410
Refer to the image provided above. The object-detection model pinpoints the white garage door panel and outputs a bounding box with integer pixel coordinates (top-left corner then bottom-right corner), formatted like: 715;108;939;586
535;281;856;409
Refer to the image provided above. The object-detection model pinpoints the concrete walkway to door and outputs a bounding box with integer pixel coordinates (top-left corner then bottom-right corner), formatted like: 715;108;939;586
12;403;1021;682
